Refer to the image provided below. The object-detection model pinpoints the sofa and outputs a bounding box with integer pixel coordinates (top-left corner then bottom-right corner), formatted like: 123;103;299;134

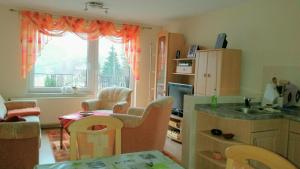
0;95;41;169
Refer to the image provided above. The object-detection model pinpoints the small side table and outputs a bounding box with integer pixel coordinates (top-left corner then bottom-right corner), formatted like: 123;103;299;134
58;110;113;149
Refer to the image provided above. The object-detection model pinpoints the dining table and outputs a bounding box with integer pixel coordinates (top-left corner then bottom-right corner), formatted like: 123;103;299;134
35;150;184;169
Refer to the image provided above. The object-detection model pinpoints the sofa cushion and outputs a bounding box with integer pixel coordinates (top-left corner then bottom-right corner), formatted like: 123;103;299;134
7;107;40;118
0;96;7;120
0;116;26;122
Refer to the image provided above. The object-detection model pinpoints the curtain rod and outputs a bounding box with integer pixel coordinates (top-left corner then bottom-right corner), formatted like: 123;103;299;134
9;8;152;30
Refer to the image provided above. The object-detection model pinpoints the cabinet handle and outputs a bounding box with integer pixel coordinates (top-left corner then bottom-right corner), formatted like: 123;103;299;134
204;73;207;77
207;73;211;78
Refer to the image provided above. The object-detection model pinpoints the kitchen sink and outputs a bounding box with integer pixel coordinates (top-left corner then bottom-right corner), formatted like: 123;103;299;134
235;107;273;115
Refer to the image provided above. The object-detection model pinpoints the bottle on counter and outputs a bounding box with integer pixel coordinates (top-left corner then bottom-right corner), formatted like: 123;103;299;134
211;89;218;109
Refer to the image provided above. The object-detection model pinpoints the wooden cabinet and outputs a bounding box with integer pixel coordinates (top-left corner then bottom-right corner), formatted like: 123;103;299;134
154;31;186;99
251;130;279;152
250;130;280;169
288;133;300;168
195;111;284;169
288;121;300;168
194;49;241;96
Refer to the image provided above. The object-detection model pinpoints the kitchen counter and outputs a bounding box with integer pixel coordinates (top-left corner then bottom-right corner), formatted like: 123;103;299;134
195;103;300;122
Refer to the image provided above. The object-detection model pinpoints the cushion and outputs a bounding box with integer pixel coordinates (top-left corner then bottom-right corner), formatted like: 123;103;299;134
0;95;7;120
7;107;40;118
0;116;26;122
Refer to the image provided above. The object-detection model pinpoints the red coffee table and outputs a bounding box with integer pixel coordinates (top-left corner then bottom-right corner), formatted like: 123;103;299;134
58;110;113;149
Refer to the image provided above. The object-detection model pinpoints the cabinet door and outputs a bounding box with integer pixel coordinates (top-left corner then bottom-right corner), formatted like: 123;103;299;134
251;130;279;169
154;33;168;99
194;51;208;96
288;132;300;168
251;130;278;152
205;51;218;96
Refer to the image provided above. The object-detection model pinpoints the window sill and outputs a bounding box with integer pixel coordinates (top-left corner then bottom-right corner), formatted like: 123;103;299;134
24;92;94;99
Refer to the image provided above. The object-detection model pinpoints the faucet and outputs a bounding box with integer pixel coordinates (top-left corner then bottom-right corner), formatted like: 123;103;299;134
244;97;252;108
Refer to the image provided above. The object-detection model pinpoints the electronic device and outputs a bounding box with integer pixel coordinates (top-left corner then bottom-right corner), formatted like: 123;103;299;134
283;83;300;107
167;82;194;117
215;33;228;48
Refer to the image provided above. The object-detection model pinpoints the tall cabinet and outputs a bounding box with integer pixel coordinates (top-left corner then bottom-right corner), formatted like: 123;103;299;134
154;31;187;144
154;31;187;99
194;49;241;96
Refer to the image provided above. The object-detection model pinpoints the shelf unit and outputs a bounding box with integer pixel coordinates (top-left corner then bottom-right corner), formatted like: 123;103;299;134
173;58;196;75
195;111;285;169
173;58;195;61
167;115;183;143
172;73;195;76
199;130;242;145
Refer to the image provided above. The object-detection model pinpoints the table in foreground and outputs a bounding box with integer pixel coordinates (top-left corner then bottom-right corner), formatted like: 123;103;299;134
35;151;184;169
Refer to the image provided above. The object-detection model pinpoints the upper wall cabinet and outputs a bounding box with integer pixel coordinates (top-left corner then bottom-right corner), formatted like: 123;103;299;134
194;49;241;96
154;31;186;99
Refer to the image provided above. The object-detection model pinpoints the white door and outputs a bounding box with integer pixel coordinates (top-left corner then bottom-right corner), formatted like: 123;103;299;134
205;51;218;96
194;51;208;96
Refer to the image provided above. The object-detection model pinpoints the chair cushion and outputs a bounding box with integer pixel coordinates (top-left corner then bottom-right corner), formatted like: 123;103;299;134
0;95;7;120
7;107;40;118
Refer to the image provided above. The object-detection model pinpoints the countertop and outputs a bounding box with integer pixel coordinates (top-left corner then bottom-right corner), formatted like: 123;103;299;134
195;103;300;122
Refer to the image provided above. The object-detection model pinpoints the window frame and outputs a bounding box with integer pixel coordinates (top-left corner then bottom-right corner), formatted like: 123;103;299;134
28;39;97;95
27;36;135;96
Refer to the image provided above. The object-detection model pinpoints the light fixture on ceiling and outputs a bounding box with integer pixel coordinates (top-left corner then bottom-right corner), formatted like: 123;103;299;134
84;1;109;14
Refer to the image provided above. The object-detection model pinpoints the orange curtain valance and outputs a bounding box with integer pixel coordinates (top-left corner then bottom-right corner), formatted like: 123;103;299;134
21;10;141;80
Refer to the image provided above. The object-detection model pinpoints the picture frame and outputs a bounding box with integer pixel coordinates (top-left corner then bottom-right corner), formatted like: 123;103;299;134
187;45;198;58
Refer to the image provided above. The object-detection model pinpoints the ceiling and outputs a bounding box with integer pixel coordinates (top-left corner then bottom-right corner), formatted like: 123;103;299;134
0;0;249;26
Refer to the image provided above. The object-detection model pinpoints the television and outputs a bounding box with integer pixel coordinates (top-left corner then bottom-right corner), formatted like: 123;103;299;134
167;82;194;117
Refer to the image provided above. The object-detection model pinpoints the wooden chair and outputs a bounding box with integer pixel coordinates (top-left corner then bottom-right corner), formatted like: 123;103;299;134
225;145;297;169
68;116;123;160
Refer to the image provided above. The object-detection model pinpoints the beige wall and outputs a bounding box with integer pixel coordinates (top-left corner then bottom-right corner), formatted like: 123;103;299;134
0;5;159;124
164;0;300;96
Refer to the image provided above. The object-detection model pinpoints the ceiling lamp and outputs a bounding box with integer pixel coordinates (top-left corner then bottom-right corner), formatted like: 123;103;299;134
84;1;109;14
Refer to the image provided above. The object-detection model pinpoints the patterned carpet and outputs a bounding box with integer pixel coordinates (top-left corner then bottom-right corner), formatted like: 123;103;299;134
46;129;70;162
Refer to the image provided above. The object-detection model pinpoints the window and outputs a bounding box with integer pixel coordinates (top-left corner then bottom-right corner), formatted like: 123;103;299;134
98;38;132;89
29;34;132;94
29;32;93;93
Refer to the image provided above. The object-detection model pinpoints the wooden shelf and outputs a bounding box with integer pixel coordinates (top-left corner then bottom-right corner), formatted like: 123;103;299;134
170;114;183;121
167;133;182;143
169;124;181;131
199;130;242;145
173;58;195;61
173;73;195;76
198;151;226;168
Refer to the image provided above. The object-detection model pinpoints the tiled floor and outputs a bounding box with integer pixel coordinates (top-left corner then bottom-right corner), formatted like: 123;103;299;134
164;137;182;162
39;130;55;164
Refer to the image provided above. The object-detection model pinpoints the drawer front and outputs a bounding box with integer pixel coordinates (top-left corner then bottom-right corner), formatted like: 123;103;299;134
251;119;282;132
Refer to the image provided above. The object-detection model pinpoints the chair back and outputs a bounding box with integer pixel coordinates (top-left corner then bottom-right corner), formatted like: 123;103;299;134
225;145;297;169
69;116;123;160
98;87;132;109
